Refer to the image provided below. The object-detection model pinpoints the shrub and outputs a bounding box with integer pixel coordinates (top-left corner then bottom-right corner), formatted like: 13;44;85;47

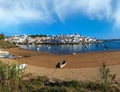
0;61;119;92
0;34;5;40
22;76;49;92
99;62;116;92
0;61;25;91
64;80;80;88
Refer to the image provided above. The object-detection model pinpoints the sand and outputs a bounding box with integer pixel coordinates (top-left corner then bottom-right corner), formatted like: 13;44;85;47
26;64;120;82
1;47;120;81
6;48;120;68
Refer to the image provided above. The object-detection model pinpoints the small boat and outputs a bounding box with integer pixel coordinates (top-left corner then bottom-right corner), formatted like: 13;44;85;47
16;64;27;72
72;53;76;55
4;55;16;59
56;60;66;68
48;46;51;49
36;47;40;51
102;44;108;50
0;50;9;58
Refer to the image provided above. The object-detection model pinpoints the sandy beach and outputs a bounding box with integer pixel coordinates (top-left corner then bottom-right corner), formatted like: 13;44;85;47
6;48;120;68
1;47;120;81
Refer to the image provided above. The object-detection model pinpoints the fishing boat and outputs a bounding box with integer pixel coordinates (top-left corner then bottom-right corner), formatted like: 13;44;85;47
56;60;66;68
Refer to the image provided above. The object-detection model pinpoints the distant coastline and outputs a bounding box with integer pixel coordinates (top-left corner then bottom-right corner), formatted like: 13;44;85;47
18;39;120;55
4;33;120;55
14;40;102;45
5;33;97;45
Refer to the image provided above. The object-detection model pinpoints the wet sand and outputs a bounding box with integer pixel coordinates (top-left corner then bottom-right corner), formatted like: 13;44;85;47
6;48;120;68
1;47;120;81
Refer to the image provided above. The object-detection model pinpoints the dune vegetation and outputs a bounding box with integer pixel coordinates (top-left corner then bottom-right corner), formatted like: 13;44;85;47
0;61;119;92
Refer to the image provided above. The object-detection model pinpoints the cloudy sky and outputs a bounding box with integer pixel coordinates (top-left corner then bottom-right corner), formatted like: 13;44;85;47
0;0;120;39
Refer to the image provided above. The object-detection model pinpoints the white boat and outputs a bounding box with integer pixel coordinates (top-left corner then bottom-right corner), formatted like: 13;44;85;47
15;64;27;72
0;50;9;58
36;47;40;51
56;60;66;68
16;64;27;69
72;53;76;55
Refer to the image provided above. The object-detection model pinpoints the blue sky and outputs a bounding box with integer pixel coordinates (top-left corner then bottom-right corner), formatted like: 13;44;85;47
0;0;120;39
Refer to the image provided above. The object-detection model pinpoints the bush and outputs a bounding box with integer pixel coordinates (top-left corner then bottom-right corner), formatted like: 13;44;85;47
40;86;69;92
0;61;25;91
99;62;116;92
22;76;49;92
0;61;120;92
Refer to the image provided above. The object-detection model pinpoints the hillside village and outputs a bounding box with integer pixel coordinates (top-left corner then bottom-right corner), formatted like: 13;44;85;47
5;33;97;44
0;33;98;58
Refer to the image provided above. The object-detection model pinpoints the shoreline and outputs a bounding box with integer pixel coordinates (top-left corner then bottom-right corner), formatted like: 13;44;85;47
1;47;120;81
15;45;120;55
14;40;102;45
5;47;120;68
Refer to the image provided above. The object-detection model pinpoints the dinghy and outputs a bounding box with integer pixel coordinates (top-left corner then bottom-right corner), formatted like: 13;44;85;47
56;60;66;68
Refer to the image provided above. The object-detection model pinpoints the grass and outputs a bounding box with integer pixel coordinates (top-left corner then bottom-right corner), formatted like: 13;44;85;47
0;61;120;92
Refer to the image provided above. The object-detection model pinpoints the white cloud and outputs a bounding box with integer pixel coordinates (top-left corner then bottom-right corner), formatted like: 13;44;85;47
82;0;112;20
0;0;54;25
54;0;120;29
53;0;112;21
0;0;120;29
113;0;120;28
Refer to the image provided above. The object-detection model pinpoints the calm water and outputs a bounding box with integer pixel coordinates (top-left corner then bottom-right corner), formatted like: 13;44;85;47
19;40;120;55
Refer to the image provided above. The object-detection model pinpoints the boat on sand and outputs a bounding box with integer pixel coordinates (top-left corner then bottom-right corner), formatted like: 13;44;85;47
56;60;66;68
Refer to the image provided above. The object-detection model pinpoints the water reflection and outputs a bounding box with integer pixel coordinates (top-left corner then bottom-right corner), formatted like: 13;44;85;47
19;40;120;55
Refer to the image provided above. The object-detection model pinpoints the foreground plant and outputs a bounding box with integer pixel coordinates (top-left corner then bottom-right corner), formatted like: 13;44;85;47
99;62;116;92
0;60;120;92
0;61;25;91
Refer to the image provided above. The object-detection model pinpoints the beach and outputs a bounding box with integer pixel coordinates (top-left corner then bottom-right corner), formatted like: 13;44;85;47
1;47;120;81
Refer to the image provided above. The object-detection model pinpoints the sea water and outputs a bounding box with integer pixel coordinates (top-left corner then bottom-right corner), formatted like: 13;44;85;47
19;40;120;55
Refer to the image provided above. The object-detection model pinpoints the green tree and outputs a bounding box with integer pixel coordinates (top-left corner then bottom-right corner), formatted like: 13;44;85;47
0;34;5;40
